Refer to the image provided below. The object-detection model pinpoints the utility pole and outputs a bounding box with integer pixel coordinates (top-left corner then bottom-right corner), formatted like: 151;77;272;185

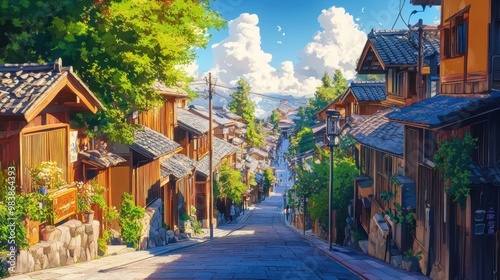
417;19;424;101
208;72;214;238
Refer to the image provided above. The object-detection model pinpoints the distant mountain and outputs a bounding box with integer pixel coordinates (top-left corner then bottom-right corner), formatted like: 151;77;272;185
188;93;309;119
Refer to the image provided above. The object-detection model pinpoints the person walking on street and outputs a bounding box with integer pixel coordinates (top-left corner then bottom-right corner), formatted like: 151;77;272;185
285;204;290;221
230;204;235;222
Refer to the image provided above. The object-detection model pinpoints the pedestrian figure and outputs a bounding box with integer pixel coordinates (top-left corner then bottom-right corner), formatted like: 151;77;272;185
285;204;290;221
230;204;235;222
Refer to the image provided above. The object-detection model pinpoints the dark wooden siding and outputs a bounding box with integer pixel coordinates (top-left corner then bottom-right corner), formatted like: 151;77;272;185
135;159;160;207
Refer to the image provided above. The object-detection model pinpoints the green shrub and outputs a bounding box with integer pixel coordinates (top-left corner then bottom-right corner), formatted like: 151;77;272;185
180;212;191;221
193;220;203;235
119;193;144;248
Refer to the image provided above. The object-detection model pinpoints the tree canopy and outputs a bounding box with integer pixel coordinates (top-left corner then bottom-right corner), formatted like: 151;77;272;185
293;70;348;133
217;162;247;204
229;79;255;124
228;79;265;147
0;0;225;144
292;148;358;243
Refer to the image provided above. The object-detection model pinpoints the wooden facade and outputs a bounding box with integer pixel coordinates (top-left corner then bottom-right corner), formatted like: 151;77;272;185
0;61;105;235
386;0;500;278
127;89;188;230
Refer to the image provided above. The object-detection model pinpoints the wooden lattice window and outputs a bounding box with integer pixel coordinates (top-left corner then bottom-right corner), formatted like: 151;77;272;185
21;126;68;192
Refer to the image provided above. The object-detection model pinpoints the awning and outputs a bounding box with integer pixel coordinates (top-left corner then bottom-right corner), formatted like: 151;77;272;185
79;150;126;169
161;154;197;180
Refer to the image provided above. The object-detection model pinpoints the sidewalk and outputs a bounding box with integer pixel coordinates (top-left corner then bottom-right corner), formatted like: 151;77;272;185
281;212;430;280
7;206;255;280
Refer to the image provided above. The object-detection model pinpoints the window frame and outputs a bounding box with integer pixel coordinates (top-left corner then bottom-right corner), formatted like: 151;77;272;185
442;7;469;59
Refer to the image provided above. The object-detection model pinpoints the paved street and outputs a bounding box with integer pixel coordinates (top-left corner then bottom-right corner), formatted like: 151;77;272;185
9;189;360;280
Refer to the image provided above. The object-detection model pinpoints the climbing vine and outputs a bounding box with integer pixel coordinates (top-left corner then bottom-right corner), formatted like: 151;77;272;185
433;132;477;210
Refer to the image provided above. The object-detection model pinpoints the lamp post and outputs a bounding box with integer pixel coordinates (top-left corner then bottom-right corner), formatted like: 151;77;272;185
326;109;340;251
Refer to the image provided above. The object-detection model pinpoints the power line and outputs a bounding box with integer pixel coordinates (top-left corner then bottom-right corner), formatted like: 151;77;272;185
215;84;308;105
391;0;407;29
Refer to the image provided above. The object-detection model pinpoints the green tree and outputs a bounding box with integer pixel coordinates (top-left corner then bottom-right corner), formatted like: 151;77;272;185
295;148;358;243
229;79;255;124
217;162;246;204
289;127;315;156
0;0;225;144
269;108;281;130
293;70;347;135
246;121;264;147
263;168;275;195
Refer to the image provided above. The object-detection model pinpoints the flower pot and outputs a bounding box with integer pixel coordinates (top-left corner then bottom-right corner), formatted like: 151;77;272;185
40;225;56;241
39;186;48;195
84;210;95;223
402;259;420;272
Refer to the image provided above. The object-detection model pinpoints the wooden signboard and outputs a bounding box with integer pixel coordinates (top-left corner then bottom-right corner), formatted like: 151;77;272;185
50;187;78;224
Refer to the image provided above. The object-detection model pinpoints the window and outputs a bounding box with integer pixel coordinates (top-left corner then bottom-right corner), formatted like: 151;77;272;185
387;68;406;97
362;146;373;177
422;130;437;166
443;8;469;58
471;121;488;166
353;103;359;114
428;76;439;98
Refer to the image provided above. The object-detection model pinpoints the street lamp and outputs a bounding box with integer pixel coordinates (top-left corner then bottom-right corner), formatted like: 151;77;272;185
326;109;340;251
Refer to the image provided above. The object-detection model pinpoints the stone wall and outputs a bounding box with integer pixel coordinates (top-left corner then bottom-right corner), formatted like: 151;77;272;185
139;198;168;250
5;219;99;275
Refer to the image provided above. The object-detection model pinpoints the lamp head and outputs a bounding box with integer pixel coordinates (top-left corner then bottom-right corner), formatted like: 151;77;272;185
325;110;341;146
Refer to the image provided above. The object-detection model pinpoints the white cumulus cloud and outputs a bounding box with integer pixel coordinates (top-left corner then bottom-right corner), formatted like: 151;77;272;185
201;7;366;103
296;7;367;80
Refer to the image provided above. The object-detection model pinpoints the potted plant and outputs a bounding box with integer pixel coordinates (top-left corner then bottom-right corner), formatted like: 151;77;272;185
77;181;106;223
40;225;56;241
402;249;422;272
29;161;65;193
77;181;95;223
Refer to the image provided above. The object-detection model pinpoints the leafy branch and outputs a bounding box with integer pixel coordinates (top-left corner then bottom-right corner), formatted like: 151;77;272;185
434;132;477;210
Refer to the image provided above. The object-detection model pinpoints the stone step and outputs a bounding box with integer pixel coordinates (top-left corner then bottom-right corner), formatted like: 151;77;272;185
106;245;136;256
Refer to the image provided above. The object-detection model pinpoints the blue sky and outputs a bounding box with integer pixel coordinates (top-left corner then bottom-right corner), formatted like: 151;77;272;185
188;0;440;116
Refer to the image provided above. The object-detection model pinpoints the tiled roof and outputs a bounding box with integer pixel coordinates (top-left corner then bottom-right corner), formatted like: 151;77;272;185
196;137;239;177
368;29;440;66
0;60;104;119
177;109;210;135
348;107;403;156
152;81;188;97
213;106;242;120
249;148;268;158
129;126;180;159
386;92;500;128
349;82;386;102
79;150;126;169
161;153;197;179
311;123;326;134
470;163;500;186
188;105;233;126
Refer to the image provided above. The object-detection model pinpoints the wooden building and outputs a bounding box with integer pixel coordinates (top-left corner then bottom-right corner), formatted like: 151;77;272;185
312;25;441;269
0;59;104;190
0;59;106;242
384;0;500;278
188;104;235;141
109;84;192;231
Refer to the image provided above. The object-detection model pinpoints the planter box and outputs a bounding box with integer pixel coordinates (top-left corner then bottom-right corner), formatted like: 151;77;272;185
50;186;78;224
